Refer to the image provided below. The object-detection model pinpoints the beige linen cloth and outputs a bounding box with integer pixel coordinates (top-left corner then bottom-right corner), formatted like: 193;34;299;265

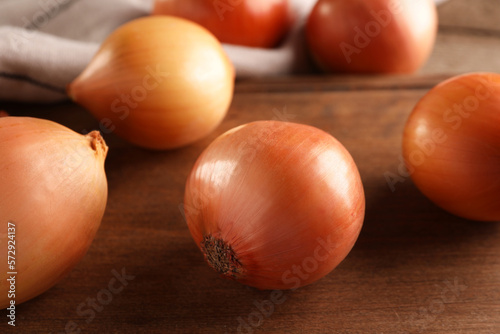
0;0;446;103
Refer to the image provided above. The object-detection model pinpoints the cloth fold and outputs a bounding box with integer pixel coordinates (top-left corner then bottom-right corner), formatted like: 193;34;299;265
0;0;447;103
0;0;154;102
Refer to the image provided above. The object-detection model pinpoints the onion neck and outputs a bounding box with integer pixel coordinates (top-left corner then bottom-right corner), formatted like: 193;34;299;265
201;234;243;280
86;131;109;159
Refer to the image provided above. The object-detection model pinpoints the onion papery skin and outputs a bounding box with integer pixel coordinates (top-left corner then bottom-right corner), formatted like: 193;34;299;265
306;0;438;74
402;73;500;221
184;121;365;290
0;117;108;308
152;0;291;48
67;16;234;150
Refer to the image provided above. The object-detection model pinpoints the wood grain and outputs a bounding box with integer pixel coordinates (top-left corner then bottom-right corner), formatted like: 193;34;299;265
421;0;500;74
2;74;499;334
437;0;500;33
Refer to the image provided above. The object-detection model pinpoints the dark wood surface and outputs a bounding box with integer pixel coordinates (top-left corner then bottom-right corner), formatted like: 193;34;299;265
2;74;500;334
2;0;500;333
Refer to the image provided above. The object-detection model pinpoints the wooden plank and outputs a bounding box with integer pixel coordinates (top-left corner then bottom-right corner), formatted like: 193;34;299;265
235;74;450;93
419;0;500;75
2;75;499;333
421;33;500;75
437;0;500;33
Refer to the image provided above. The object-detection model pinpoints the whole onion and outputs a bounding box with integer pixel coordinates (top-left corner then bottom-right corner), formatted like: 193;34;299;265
184;121;365;290
0;117;108;308
403;73;500;221
306;0;438;74
152;0;292;48
68;16;234;150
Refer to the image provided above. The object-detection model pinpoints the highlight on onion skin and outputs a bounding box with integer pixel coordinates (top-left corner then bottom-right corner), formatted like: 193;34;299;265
152;0;292;48
0;117;108;308
306;0;438;74
184;121;365;290
68;16;234;150
402;72;500;221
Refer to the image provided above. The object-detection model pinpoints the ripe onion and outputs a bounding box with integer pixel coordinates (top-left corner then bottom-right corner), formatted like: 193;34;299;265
0;117;108;308
306;0;438;73
184;121;365;290
68;16;234;150
402;73;500;221
152;0;292;48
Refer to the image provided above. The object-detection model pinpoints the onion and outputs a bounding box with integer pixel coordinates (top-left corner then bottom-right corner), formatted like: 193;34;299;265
152;0;292;48
402;73;500;221
306;0;438;74
184;121;365;290
68;16;234;150
0;117;108;308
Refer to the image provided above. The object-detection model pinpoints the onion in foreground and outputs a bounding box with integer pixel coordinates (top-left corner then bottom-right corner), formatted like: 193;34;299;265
184;121;365;290
0;117;108;308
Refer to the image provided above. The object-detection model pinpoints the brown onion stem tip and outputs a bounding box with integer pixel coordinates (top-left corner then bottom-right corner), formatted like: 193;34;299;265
201;234;242;279
86;131;109;158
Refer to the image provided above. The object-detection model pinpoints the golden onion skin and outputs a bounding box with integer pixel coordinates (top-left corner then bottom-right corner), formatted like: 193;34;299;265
307;0;438;74
403;73;500;221
68;16;235;150
184;121;365;290
0;117;108;308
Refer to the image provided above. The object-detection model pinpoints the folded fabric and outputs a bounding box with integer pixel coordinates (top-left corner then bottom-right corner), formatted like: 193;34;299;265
0;0;447;103
0;0;153;102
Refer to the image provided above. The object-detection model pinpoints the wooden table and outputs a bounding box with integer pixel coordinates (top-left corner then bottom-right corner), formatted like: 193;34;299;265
2;0;500;333
3;74;499;334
